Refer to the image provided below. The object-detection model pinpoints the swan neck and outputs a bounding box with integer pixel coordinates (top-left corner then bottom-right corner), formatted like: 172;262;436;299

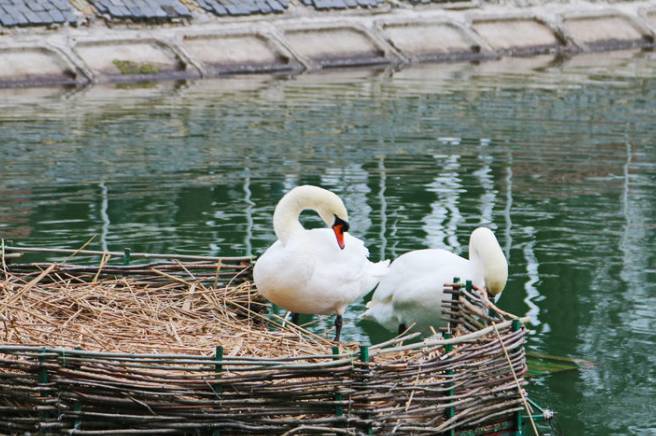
272;186;348;245
273;194;305;245
469;229;508;295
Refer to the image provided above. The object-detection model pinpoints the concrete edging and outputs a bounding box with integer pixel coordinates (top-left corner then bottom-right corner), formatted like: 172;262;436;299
0;0;654;87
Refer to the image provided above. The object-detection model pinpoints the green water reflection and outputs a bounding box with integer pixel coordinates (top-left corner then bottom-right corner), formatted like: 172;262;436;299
1;50;655;434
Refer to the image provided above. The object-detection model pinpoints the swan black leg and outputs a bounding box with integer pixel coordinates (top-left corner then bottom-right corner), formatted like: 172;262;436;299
334;314;343;342
291;312;300;325
398;323;407;335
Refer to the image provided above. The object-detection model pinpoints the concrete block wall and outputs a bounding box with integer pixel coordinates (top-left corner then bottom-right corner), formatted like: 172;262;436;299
0;0;655;87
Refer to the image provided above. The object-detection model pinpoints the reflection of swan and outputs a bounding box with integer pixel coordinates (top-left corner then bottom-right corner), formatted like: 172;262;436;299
362;227;507;334
254;185;389;341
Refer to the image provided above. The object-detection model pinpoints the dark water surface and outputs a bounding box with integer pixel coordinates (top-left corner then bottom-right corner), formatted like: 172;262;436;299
1;50;655;434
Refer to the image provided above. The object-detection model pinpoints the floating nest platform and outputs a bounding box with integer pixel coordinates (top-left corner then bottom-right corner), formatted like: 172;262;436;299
0;246;538;435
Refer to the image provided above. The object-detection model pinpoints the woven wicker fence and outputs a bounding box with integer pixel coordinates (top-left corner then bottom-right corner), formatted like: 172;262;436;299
0;247;529;435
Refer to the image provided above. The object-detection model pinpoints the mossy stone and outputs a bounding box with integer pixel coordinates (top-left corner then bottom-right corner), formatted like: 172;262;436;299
112;60;161;75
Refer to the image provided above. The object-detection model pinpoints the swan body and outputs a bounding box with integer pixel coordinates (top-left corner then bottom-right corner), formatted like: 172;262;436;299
254;185;389;338
362;227;507;334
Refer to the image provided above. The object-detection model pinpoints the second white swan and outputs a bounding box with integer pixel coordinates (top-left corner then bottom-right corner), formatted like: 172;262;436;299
361;227;508;335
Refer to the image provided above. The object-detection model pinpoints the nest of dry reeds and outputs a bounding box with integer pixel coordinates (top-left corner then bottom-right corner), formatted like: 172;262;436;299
0;259;333;358
0;251;533;435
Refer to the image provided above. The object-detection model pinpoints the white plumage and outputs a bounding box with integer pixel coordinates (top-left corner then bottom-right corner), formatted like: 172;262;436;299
362;227;507;334
255;228;388;316
253;185;389;340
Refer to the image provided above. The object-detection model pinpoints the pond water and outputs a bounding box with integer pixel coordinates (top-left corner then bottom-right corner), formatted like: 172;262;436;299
1;50;655;435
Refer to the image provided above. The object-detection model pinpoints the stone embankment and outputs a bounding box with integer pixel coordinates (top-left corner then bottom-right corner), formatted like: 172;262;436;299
1;0;655;86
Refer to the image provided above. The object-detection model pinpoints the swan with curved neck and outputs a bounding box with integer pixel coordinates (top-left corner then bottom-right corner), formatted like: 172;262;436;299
273;185;350;250
362;227;508;334
254;185;389;341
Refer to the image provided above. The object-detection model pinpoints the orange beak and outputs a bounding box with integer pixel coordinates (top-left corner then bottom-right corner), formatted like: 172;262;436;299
332;224;346;250
332;216;350;250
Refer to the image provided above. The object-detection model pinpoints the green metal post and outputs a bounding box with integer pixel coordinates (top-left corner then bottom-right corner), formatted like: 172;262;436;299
123;248;131;265
359;345;372;435
444;333;455;436
38;348;50;433
445;274;460;435
359;345;369;363
73;403;82;430
449;277;461;332
60;350;82;429
465;280;472;292
332;346;344;417
512;319;523;436
38;348;48;385
214;345;223;394
212;345;224;436
268;304;279;331
73;346;82;429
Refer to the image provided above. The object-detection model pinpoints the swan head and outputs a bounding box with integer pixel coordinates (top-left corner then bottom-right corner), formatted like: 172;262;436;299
330;215;350;250
469;227;508;296
311;188;349;250
274;185;351;249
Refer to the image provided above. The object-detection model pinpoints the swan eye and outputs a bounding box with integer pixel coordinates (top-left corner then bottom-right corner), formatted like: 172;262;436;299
333;216;350;233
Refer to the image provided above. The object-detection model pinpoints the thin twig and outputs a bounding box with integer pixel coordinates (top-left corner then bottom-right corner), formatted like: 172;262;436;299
492;321;539;436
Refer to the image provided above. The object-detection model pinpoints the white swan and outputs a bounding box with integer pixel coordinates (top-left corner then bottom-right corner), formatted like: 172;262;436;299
361;227;507;334
253;185;389;341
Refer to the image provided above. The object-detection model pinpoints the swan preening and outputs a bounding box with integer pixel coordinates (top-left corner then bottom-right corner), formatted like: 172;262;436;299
253;185;389;341
362;227;508;335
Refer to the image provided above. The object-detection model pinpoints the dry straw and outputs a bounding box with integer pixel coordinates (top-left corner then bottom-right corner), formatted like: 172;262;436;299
0;253;333;357
0;248;531;434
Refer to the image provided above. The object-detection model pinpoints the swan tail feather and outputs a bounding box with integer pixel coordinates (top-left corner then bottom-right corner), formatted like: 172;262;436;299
361;259;391;295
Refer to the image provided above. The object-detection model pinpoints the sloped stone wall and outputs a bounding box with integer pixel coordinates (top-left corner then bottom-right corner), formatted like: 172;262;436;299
0;0;654;86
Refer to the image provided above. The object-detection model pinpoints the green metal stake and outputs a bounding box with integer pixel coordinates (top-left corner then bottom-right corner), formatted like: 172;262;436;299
359;345;372;435
123;248;131;265
449;277;460;333
267;304;279;331
359;345;369;363
214;345;223;394
212;346;224;436
444;333;455;436
512;319;523;436
38;348;50;433
332;346;344;417
73;346;82;430
73;403;82;430
38;348;48;385
445;274;461;435
61;348;83;429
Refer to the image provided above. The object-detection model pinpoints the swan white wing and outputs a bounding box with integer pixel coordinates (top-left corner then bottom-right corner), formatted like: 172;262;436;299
364;249;452;330
342;232;389;298
301;230;388;311
370;249;455;304
253;241;316;303
254;229;388;315
364;249;483;333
